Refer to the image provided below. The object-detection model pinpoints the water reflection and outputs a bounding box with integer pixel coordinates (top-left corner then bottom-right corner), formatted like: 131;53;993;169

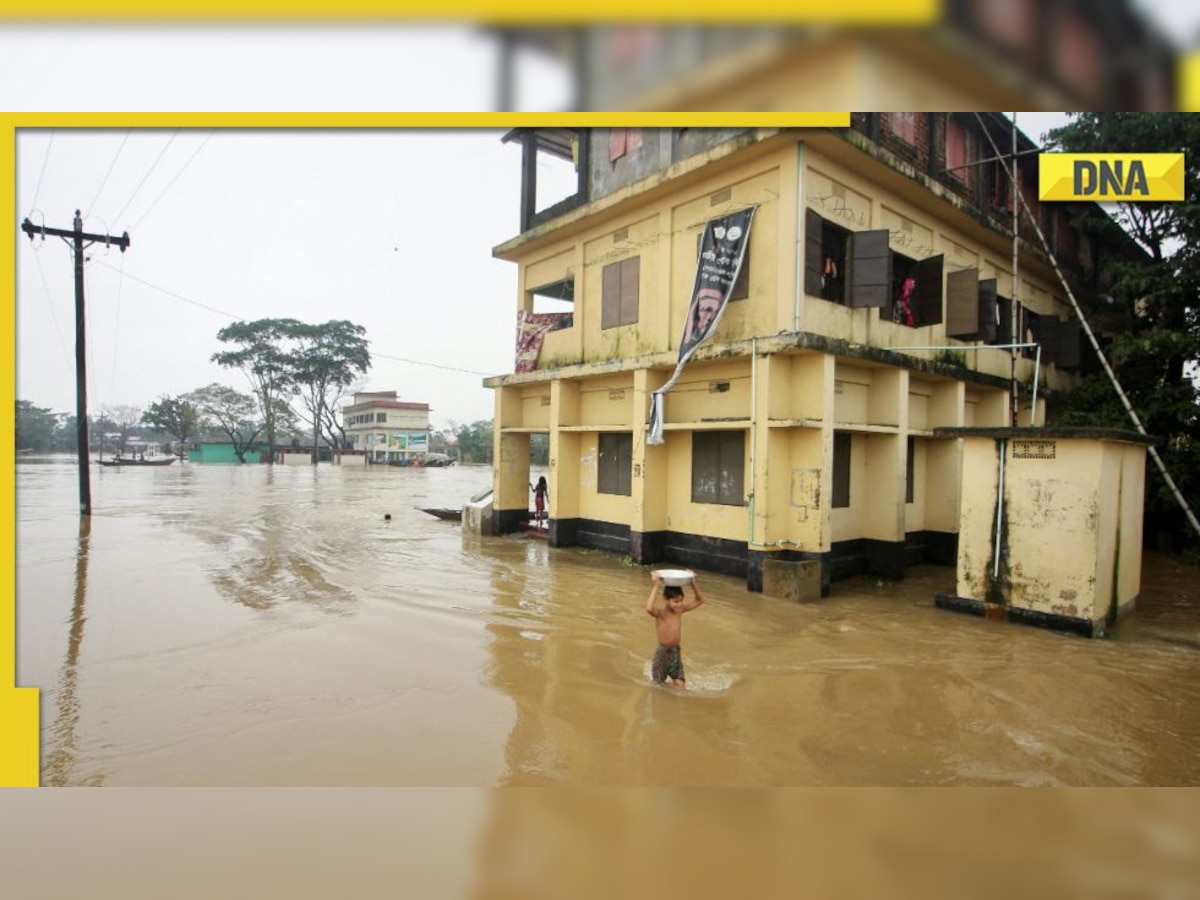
43;516;96;786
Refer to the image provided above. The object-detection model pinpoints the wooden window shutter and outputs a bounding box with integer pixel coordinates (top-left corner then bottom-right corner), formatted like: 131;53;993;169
619;256;640;325
915;255;944;326
1058;318;1082;370
602;261;621;329
946;268;980;338
849;229;891;308
804;208;823;298
978;279;998;343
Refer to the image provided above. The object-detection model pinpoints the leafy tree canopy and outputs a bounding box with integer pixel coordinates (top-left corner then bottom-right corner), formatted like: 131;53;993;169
1046;113;1200;551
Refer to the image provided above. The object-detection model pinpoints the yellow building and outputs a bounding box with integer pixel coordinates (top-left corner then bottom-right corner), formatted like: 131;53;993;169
485;115;1143;595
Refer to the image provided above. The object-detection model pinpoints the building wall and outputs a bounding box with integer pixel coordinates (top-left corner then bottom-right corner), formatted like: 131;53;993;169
949;432;1148;635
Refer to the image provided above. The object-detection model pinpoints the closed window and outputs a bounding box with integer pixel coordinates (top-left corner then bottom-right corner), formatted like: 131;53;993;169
376;413;387;423
602;256;640;329
691;431;744;506
832;432;851;509
598;432;632;496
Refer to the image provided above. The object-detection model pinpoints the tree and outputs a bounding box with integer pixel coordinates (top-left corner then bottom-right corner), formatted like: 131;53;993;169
187;384;262;463
456;420;494;464
212;319;301;462
290;320;370;457
15;400;57;451
1045;113;1200;551
142;395;201;459
99;404;144;457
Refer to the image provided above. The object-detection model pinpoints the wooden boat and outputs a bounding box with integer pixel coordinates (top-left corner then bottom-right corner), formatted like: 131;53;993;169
417;507;462;521
98;456;177;467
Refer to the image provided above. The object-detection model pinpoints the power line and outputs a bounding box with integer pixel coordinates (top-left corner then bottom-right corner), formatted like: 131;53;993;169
27;129;55;215
86;130;131;217
110;130;178;227
130;131;213;231
92;260;495;377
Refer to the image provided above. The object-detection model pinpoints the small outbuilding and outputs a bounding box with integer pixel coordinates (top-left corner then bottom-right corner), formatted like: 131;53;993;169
934;426;1155;637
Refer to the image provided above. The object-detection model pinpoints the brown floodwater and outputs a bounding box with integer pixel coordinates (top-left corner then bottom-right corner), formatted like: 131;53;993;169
14;454;1200;786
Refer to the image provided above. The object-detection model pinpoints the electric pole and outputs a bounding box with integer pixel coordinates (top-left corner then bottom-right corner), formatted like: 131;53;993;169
20;211;130;516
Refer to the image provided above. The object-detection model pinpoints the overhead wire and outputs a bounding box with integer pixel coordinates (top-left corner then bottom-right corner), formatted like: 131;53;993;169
109;130;179;228
129;131;214;231
85;130;131;218
92;259;494;378
26;129;54;215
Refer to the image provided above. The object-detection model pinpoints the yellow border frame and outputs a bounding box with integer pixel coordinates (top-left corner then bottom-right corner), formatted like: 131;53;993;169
0;1;940;23
1;110;849;787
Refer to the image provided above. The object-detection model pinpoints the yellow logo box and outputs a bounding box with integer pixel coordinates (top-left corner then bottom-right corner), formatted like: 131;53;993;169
1039;153;1185;202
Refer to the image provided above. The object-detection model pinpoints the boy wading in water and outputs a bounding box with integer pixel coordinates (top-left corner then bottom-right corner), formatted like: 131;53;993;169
646;571;705;689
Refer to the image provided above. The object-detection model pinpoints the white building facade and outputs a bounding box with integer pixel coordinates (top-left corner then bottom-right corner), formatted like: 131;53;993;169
342;391;432;465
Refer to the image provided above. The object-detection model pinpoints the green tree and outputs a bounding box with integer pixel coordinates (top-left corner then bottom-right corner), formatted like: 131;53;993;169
142;396;201;459
187;384;263;463
456;420;494;464
212;319;301;462
15;400;57;452
1046;113;1200;551
291;320;370;455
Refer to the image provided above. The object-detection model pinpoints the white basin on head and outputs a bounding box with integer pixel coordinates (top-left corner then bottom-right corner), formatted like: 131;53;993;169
655;569;694;587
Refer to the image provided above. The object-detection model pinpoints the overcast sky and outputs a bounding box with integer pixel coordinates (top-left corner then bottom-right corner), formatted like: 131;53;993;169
3;3;1195;430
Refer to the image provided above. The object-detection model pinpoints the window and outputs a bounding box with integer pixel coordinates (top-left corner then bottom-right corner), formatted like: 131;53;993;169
991;295;1014;347
1020;307;1040;359
944;117;974;183
376;413;387;423
832;432;851;509
598;432;632;496
804;209;851;303
890;112;917;145
806;210;943;316
946;269;998;342
691;431;744;506
885;251;944;328
601;256;640;329
906;437;915;504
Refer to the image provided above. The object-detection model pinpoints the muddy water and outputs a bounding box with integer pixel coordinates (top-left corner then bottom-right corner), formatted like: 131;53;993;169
14;455;1200;786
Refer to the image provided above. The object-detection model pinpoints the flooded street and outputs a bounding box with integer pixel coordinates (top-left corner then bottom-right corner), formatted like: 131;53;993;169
15;455;1200;786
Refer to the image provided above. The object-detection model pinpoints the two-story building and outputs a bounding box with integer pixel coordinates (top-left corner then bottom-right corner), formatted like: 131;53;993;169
342;391;432;465
485;114;1146;594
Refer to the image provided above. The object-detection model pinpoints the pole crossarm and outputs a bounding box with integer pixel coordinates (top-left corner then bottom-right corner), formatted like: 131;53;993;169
21;216;130;251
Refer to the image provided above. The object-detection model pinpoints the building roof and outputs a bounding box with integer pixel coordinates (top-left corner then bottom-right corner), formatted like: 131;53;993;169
343;399;431;412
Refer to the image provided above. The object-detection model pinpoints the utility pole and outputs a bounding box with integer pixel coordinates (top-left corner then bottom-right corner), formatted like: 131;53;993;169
20;211;130;516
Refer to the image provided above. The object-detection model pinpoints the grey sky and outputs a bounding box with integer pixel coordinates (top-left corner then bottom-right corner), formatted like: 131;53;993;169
3;5;1191;429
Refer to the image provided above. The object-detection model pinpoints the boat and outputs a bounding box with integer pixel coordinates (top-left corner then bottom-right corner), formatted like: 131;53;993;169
98;456;177;467
417;506;462;522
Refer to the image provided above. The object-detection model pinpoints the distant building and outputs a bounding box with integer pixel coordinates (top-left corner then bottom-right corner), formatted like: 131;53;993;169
342;391;432;465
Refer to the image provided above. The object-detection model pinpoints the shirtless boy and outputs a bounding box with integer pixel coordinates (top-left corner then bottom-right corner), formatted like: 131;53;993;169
646;571;705;688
